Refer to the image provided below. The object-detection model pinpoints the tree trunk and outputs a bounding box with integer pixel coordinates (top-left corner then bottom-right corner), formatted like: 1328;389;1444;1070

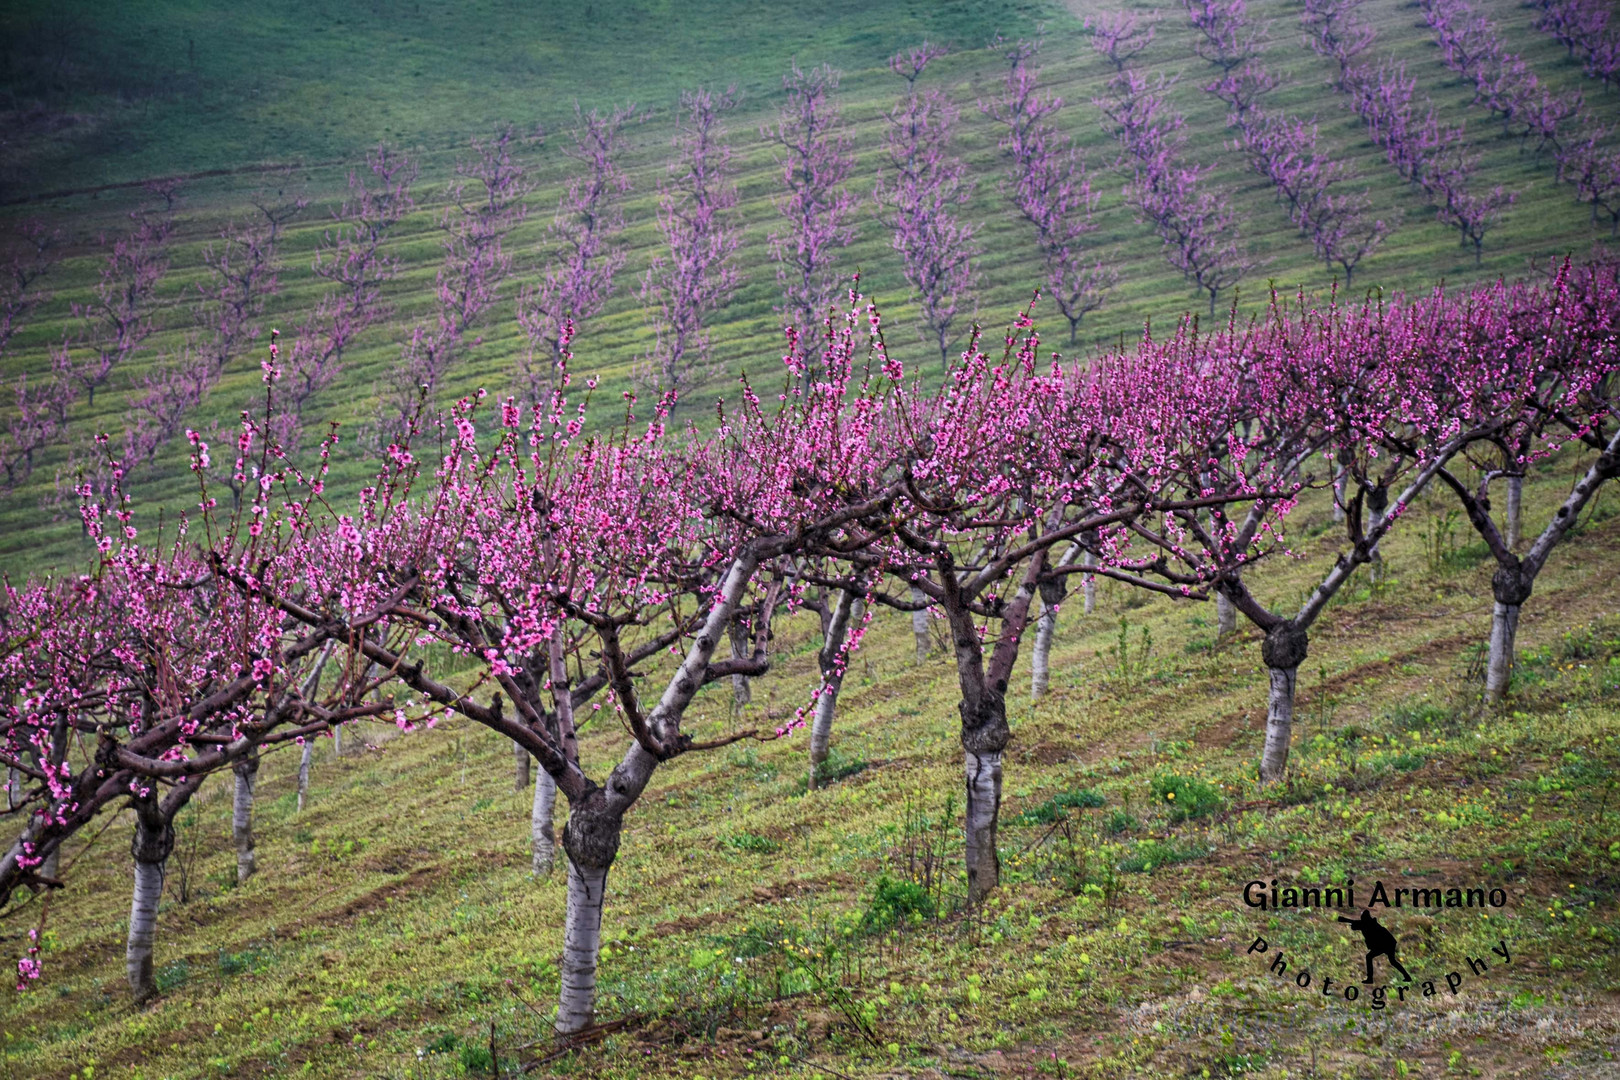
40;846;59;882
293;644;331;816
532;771;557;874
536;628;575;876
296;739;313;813
1082;551;1097;615
728;616;752;712
127;809;175;1003
513;740;531;791
961;691;1009;904
964;747;1004;906
232;753;258;884
333;723;342;757
1367;482;1389;582
1259;622;1309;785
808;589;857;788
1215;590;1236;638
555;803;622;1034
1030;579;1066;702
1486;601;1520;704
1333;464;1347;524
910;586;929;662
557;858;609;1033
1504;474;1522;550
1485;564;1533;704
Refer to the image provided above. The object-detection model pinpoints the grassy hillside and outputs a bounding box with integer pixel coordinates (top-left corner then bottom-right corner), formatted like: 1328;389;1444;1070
2;0;1618;576
0;0;1051;200
3;444;1618;1078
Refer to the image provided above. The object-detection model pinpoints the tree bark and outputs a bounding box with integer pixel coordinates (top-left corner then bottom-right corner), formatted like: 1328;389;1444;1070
1486;601;1520;703
555;792;628;1034
535;628;575;876
1504;474;1522;550
728;616;752;711
294;644;330;815
1333;464;1347;524
127;805;175;1003
557;856;609;1033
1215;589;1237;638
808;589;857;787
532;771;557;874
1366;481;1389;582
513;740;531;791
1258;621;1309;784
296;739;313;813
962;691;1009;905
232;753;258;884
1030;578;1065;702
910;585;929;662
1485;564;1533;704
1082;550;1097;615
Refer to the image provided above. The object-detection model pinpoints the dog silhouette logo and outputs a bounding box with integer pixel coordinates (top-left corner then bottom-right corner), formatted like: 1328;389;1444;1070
1338;908;1412;983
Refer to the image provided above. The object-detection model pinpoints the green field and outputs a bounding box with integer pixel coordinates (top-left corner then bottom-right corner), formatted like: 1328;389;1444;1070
5;450;1618;1078
4;3;1620;1076
2;0;1618;576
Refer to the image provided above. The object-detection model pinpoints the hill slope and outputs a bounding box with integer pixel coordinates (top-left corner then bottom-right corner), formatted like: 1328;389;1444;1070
2;0;1619;575
3;450;1618;1078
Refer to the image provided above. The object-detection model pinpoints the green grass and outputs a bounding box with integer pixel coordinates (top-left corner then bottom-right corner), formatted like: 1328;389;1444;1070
2;0;1619;575
0;0;1051;198
5;447;1620;1078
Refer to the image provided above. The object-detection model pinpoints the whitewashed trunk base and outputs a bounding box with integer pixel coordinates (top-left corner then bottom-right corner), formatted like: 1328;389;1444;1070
1485;601;1520;704
1030;604;1057;701
232;765;256;884
555;859;609;1033
296;740;313;813
532;771;557;875
1505;476;1522;550
910;587;929;663
964;749;1003;905
807;682;842;788
1259;666;1298;784
127;859;164;1002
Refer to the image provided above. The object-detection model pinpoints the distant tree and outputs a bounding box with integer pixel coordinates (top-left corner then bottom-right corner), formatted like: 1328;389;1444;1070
878;44;979;365
70;204;173;408
1182;0;1394;284
518;105;634;400
1302;1;1516;263
984;38;1114;342
765;62;858;354
1;223;71;493
1086;9;1160;72
376;129;529;446
312;144;416;323
1532;0;1620;88
1094;63;1253;316
640;87;743;395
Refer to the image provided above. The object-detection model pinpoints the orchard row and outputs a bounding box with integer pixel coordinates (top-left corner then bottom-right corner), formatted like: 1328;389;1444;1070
6;0;1618;505
4;256;1618;1031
